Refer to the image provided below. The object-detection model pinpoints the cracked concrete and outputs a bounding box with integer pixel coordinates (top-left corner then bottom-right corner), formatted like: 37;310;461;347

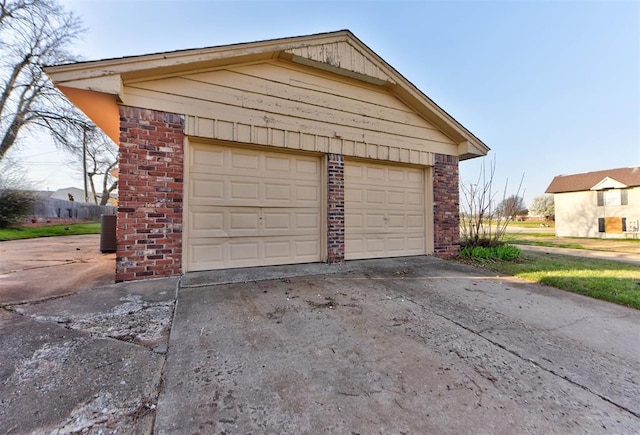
0;278;177;434
1;245;639;433
156;257;640;434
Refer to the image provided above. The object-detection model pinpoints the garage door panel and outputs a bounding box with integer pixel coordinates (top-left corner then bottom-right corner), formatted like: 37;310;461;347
230;181;260;200
387;214;406;229
192;179;224;202
407;236;425;251
230;241;260;261
188;235;320;270
191;177;320;207
229;211;260;232
364;237;385;253
295;212;321;230
345;160;425;260
388;168;406;183
264;183;292;201
345;212;363;229
231;151;259;170
366;190;385;204
295;185;321;203
388;190;407;205
265;155;291;172
407;214;424;229
367;214;386;229
187;142;321;271
406;191;424;207
345;188;364;204
296;159;320;176
191;147;224;168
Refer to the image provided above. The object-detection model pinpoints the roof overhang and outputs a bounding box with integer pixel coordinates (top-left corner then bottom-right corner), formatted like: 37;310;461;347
44;30;489;158
590;177;628;190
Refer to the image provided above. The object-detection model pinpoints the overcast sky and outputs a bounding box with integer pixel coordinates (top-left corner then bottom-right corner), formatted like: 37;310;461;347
12;0;640;205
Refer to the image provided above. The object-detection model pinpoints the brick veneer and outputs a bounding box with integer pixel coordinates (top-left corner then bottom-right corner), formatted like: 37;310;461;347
433;154;460;258
327;153;345;263
116;106;185;282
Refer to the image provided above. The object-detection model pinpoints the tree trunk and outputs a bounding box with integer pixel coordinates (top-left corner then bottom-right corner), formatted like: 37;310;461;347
0;117;23;160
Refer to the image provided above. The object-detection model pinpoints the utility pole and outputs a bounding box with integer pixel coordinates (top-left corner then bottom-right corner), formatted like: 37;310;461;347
82;127;88;203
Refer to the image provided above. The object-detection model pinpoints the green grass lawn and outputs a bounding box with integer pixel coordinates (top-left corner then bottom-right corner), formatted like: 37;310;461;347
0;222;101;241
504;234;584;249
476;252;640;309
505;233;640;253
507;221;555;229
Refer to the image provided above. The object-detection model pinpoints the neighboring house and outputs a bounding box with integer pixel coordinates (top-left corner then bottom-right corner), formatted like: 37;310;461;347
48;187;117;205
546;167;640;238
44;30;489;282
50;187;86;202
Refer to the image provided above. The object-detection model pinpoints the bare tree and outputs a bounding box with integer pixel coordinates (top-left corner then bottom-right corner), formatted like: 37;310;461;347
495;195;527;219
460;157;525;247
0;0;84;161
65;125;118;205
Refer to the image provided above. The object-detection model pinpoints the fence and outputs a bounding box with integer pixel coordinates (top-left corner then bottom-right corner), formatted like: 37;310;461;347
30;198;116;221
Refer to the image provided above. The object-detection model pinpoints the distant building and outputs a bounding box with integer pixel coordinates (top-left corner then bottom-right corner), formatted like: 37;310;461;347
44;187;117;206
49;187;86;202
546;167;640;238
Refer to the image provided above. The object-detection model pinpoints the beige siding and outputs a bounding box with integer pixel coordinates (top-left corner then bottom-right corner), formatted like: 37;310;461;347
122;61;457;165
554;187;640;238
286;40;391;83
344;159;426;259
185;142;322;271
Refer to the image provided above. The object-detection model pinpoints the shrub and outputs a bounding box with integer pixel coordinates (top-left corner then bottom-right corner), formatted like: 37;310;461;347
0;189;36;228
495;244;521;261
460;244;521;262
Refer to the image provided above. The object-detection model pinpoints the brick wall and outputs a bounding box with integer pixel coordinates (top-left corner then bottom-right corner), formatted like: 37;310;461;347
433;154;460;258
327;153;345;263
116;106;185;282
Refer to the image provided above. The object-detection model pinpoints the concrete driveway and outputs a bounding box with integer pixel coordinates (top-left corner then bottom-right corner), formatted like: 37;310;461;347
1;251;639;433
0;234;115;304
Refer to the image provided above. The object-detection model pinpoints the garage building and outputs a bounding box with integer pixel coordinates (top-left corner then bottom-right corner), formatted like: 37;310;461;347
44;30;489;282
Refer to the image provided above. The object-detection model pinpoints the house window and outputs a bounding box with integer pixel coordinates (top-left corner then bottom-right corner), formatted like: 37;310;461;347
597;189;627;206
599;217;626;233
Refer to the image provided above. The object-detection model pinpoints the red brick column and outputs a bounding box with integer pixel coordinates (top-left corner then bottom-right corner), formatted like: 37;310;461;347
116;106;184;282
433;154;460;258
327;154;345;263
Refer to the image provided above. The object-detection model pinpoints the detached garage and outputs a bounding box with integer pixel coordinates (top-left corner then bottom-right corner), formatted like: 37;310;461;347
44;30;488;282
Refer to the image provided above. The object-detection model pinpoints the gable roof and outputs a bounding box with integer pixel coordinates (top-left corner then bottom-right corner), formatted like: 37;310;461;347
545;167;640;193
43;30;488;160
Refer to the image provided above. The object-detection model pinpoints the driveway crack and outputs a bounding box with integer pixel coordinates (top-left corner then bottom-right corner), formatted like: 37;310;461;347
402;295;640;420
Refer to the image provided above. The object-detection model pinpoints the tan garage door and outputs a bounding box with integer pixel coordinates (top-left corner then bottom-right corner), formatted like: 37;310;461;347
186;142;322;271
345;160;425;260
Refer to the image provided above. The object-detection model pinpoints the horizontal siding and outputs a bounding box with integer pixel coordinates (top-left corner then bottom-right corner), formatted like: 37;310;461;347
122;60;458;162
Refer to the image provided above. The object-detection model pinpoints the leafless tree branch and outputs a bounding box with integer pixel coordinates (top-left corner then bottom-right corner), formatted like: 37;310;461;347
0;0;84;160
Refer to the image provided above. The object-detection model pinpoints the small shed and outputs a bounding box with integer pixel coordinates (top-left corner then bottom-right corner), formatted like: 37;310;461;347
44;30;489;282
